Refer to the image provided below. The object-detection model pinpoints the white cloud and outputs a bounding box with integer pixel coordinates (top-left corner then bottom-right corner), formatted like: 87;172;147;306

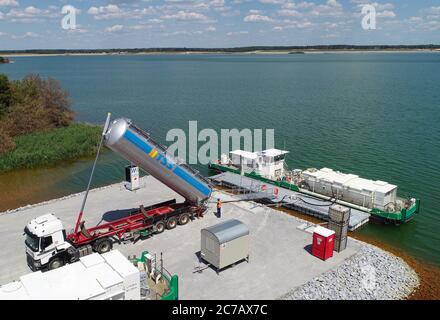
278;9;301;17
88;5;122;17
24;31;38;38
424;20;440;31
402;5;440;32
351;1;394;11
162;10;211;22
310;0;344;17
274;18;314;30
327;0;341;8
88;5;156;20
352;2;396;20
5;6;60;22
105;24;124;33
221;9;240;17
24;6;41;15
409;16;423;23
0;0;19;7
295;2;315;9
210;0;225;7
377;10;396;18
87;7;99;15
244;14;273;22
259;0;285;4
421;6;440;16
130;24;148;30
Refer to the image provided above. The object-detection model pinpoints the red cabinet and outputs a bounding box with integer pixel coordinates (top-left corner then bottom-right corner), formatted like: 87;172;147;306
312;226;335;261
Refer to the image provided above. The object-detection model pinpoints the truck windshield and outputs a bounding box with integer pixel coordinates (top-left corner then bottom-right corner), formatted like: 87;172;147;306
24;228;40;252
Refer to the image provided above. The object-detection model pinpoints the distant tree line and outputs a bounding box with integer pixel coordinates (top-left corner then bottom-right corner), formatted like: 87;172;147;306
1;45;440;55
0;74;74;154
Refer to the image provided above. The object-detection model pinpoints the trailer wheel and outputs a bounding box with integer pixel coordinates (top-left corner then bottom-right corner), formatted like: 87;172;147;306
93;238;113;254
49;257;64;270
154;221;166;234
166;217;177;230
178;214;190;225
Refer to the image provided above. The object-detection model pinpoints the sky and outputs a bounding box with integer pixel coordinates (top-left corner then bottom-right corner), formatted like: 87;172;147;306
0;0;439;50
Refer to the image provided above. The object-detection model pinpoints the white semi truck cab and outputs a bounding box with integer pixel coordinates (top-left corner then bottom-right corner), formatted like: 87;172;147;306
24;214;80;271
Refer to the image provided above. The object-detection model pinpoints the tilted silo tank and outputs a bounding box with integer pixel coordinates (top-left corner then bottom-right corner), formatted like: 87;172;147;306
104;118;211;205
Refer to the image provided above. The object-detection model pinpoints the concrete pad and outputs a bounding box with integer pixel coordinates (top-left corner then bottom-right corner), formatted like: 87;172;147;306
0;176;363;299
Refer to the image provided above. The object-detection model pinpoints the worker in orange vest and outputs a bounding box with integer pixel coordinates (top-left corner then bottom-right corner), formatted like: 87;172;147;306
216;198;222;218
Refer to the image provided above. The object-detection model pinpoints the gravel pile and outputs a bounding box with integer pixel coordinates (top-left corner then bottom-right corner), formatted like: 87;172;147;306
280;242;419;300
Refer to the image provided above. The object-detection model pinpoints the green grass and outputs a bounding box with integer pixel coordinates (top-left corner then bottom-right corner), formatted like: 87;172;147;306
0;123;102;172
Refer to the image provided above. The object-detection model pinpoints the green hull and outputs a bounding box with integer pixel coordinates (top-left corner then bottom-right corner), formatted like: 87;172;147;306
209;162;420;224
370;199;420;224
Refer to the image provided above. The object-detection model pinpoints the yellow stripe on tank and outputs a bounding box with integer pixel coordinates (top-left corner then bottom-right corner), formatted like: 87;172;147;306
149;149;158;158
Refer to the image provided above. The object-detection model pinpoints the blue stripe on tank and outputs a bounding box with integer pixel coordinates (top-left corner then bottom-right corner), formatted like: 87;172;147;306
124;130;153;154
123;129;211;197
173;166;211;197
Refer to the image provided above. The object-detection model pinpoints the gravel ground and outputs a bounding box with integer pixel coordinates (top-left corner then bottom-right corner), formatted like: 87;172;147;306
280;241;419;300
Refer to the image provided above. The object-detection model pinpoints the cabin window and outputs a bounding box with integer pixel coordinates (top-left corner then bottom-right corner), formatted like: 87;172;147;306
41;236;53;251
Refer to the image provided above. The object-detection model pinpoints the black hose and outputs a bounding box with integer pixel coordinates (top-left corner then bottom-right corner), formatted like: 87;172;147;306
290;195;336;207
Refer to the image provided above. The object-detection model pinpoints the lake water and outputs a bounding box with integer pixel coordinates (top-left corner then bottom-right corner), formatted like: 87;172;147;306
1;53;439;266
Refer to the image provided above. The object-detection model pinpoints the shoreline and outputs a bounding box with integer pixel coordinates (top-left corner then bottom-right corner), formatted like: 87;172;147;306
2;49;440;58
0;123;101;174
279;207;440;299
350;232;440;300
280;240;418;300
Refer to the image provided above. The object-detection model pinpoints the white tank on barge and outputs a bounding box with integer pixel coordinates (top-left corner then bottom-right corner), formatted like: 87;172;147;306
301;168;397;211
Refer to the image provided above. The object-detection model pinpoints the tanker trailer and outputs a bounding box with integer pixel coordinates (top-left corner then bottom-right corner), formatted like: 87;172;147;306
24;116;212;272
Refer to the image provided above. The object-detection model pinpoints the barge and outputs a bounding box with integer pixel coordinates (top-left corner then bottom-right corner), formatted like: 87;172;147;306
209;149;420;225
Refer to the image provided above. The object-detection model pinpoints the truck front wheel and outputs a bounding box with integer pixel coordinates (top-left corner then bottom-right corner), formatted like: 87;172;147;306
48;257;64;270
93;238;113;254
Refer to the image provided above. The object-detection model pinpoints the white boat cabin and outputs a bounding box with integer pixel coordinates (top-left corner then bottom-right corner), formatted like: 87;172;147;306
222;149;289;180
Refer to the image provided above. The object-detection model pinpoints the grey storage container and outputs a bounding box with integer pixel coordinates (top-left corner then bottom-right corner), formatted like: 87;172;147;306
334;236;348;252
200;219;250;273
328;221;349;239
329;205;351;224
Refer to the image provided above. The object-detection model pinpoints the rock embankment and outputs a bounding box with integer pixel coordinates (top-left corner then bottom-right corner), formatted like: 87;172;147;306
280;242;419;300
